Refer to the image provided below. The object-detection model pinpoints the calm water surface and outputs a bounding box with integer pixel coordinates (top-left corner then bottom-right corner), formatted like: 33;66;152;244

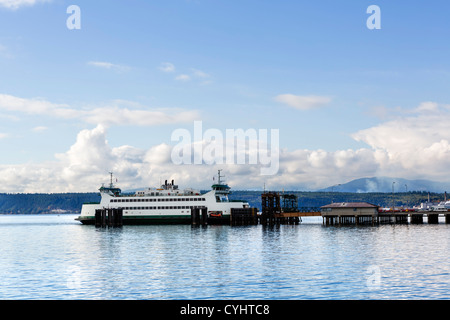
0;214;449;300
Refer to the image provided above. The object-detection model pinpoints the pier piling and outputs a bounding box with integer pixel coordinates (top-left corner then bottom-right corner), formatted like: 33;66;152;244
428;214;439;224
191;207;208;226
230;208;258;226
95;208;123;228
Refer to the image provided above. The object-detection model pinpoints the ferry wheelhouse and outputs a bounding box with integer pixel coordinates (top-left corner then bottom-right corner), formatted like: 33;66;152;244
76;171;249;225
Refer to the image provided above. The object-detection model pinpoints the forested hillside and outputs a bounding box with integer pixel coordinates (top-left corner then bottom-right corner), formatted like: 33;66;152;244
0;191;444;214
0;193;100;214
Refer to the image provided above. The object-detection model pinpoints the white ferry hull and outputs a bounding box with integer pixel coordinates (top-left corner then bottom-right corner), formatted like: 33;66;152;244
76;189;249;225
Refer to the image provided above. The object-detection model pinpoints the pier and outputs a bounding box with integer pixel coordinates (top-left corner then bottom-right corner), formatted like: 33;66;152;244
321;202;450;226
259;192;321;226
95;208;123;227
95;196;450;228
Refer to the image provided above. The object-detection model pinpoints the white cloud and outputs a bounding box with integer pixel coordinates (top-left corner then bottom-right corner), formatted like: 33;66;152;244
0;132;8;139
159;62;175;73
191;68;210;79
169;66;212;84
175;74;191;81
1;101;450;193
0;0;50;10
0;123;378;192
275;94;332;110
32;126;47;132
352;102;450;180
0;94;200;127
87;61;130;73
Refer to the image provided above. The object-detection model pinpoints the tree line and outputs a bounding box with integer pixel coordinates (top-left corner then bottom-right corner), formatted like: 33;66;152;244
0;191;445;214
0;193;100;214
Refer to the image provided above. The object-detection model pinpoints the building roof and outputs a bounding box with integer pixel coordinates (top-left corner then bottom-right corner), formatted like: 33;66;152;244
321;202;379;209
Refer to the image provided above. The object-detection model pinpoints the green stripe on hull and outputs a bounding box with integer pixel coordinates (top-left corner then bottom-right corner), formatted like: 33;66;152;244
77;215;190;225
76;214;231;225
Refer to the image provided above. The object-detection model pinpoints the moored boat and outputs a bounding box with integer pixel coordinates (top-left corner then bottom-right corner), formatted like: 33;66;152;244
76;171;249;225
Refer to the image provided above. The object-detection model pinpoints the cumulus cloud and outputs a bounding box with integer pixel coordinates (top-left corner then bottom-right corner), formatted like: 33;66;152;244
352;102;450;181
275;94;331;110
0;124;376;192
1;101;450;193
0;94;200;127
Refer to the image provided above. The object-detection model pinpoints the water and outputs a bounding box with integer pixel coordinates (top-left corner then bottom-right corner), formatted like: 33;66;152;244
0;214;449;300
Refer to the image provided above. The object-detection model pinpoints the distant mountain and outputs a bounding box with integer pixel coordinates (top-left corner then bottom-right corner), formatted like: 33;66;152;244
320;177;450;193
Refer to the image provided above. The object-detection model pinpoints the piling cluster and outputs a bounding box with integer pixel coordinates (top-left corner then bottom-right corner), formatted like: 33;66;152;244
95;208;123;227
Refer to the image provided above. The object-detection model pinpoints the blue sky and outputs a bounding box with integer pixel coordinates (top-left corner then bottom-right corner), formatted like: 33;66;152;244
1;0;450;192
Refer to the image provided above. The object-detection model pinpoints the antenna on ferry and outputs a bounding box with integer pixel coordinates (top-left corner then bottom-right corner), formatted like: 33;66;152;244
109;171;114;188
218;169;224;184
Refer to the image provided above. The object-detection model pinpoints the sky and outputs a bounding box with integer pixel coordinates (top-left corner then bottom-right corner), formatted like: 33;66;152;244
1;0;450;193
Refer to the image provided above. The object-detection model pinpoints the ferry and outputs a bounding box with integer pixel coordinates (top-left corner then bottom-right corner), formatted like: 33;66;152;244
76;170;250;225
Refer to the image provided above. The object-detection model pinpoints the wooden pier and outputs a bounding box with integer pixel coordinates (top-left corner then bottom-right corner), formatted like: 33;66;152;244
375;212;450;225
322;204;450;226
95;208;123;227
259;192;321;226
